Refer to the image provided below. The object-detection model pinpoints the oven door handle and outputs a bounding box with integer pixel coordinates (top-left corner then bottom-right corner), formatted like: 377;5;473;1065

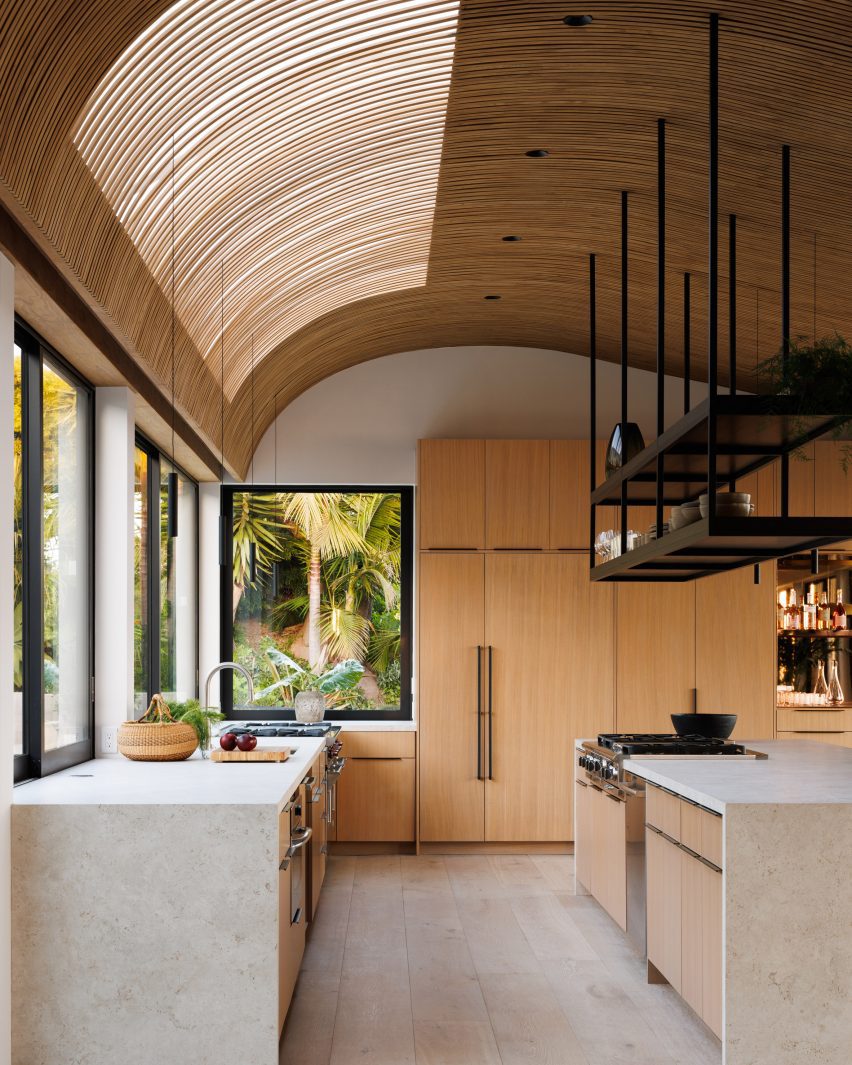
287;825;313;856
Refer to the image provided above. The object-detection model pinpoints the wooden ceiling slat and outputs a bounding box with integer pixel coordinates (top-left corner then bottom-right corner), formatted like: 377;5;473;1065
0;0;850;475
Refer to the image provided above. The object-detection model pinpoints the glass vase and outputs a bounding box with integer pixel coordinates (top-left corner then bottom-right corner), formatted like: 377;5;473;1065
827;655;845;706
813;660;829;703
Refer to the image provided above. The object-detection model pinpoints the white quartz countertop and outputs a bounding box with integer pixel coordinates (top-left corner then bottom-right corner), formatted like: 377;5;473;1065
624;740;852;813
12;738;326;811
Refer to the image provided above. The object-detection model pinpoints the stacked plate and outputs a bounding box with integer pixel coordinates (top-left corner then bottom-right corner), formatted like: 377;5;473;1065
698;491;753;518
670;492;753;529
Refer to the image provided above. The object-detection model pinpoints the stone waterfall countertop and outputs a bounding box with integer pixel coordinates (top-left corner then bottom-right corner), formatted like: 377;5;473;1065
12;737;326;812
576;738;852;813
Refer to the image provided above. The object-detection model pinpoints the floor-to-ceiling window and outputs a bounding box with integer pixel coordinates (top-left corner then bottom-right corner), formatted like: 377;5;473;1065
134;436;198;713
219;487;412;721
14;320;94;782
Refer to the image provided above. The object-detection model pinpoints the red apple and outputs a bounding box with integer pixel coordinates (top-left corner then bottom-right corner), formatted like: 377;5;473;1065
219;732;238;751
236;733;258;752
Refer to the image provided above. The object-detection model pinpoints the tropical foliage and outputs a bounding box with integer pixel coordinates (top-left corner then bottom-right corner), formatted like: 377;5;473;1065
757;334;852;468
232;491;402;710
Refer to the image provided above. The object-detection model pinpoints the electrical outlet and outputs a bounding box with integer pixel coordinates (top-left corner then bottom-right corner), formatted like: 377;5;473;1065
101;727;117;754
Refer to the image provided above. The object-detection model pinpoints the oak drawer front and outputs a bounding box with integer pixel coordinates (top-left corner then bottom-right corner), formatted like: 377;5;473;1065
339;731;415;759
646;784;681;841
778;730;852;747
776;706;852;732
680;801;723;868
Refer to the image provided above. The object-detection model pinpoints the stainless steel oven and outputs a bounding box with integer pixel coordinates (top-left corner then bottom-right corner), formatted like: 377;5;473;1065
285;781;312;927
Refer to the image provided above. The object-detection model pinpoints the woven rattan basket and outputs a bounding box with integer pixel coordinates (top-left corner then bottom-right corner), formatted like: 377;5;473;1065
118;694;198;761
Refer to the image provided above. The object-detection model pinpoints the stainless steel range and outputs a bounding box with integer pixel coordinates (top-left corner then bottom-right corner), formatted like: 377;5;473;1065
578;733;767;795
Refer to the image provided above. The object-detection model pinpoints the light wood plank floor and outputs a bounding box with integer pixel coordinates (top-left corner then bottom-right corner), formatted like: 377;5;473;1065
280;854;722;1065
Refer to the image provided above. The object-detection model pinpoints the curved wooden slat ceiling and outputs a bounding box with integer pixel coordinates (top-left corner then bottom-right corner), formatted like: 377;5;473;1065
1;1;851;475
73;0;461;399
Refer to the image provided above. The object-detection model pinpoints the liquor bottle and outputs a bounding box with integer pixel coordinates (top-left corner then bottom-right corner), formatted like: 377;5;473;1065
804;587;817;631
777;591;787;631
832;591;847;631
818;591;831;631
788;588;800;630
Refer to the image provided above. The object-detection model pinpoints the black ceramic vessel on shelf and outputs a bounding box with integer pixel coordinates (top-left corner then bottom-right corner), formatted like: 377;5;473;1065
605;422;645;477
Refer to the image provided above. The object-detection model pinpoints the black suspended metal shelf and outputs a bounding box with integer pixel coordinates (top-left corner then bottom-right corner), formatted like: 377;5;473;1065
591;516;852;582
586;15;852;584
591;396;851;508
589;398;852;583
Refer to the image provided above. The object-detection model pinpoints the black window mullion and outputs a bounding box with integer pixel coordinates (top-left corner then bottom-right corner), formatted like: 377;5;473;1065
147;446;161;704
21;340;43;778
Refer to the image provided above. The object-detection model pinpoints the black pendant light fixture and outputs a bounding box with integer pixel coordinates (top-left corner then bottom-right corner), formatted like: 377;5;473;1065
604;189;645;481
218;263;228;569
166;135;179;538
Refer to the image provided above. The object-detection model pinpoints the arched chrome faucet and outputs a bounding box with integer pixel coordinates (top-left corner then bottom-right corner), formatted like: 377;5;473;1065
204;661;255;714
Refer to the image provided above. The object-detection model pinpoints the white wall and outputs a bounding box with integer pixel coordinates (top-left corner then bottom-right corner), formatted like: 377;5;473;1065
250;345;708;485
94;388;136;742
0;251;15;1065
198;483;223;710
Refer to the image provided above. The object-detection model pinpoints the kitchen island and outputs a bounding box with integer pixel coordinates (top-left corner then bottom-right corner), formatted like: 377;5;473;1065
11;738;327;1065
576;739;852;1065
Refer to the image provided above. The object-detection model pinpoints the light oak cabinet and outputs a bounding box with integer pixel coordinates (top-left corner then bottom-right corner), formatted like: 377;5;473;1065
646;828;683;990
784;440;852;549
419;553;487;841
646;785;723;1040
695;563;776;740
335;731;416;842
419;553;613;842
418;439;486;549
615;583;696;732
420;437;620;553
616;565;775;739
484;440;551;549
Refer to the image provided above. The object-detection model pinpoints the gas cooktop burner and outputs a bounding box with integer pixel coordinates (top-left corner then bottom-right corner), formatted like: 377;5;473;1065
597;733;747;756
223;723;336;738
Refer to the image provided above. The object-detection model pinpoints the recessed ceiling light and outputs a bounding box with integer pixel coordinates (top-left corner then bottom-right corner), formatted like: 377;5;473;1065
525;149;549;158
563;15;594;27
484;294;501;300
502;235;522;242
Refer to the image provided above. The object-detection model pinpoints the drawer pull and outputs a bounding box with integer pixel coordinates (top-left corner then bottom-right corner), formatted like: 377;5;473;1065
279;858;290;871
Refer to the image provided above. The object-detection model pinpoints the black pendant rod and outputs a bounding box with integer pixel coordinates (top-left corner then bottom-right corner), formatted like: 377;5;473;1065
656;118;666;538
728;213;737;494
729;213;737;395
780;144;791;516
589;252;597;570
620;190;629;548
683;272;691;414
707;12;720;519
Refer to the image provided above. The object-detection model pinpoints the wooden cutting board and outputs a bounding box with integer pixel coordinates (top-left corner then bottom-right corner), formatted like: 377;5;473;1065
211;746;292;762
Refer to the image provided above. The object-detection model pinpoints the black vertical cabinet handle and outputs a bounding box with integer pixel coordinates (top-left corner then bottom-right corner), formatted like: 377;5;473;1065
488;645;494;780
476;646;483;781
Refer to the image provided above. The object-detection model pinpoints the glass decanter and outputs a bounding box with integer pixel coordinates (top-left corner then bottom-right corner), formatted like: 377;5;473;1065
813;660;829;703
827;655;845;706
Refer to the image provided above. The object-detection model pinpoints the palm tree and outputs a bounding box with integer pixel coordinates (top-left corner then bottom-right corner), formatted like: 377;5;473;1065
232;492;283;619
279;493;367;669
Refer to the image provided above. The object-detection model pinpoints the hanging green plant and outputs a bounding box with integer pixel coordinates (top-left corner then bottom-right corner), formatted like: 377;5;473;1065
757;334;852;469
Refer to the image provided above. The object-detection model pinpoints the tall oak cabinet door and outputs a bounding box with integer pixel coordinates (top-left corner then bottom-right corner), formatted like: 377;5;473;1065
484;554;614;841
695;563;775;739
615;583;696;733
419;553;486;841
418;440;485;550
485;440;550;549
